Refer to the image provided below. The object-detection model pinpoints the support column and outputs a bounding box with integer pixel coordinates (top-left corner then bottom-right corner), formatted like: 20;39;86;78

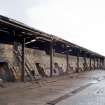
50;39;53;77
66;50;69;73
76;52;79;73
97;58;98;69
89;56;91;70
99;58;100;69
102;58;104;69
99;58;101;69
21;38;25;82
83;54;86;71
94;57;95;70
100;58;101;69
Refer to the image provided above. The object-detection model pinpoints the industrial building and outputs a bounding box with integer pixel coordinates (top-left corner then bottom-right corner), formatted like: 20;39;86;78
0;15;105;82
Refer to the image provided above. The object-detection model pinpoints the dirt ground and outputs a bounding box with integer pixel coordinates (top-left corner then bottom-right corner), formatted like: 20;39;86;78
0;70;105;105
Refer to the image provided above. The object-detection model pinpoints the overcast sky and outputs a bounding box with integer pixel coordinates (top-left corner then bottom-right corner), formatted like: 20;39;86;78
0;0;105;55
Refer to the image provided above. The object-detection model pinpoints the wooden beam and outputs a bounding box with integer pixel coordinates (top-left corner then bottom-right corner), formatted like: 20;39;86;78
97;58;98;69
66;50;69;73
100;58;101;69
50;39;53;77
76;52;79;73
83;54;86;71
94;57;95;70
21;38;25;81
102;58;104;69
89;56;91;70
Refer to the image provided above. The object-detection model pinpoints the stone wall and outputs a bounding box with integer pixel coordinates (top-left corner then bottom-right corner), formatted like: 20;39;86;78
0;44;21;80
25;48;50;76
0;43;102;80
95;59;98;68
68;55;77;72
79;57;84;71
0;44;14;63
91;59;94;69
86;58;90;69
0;44;88;76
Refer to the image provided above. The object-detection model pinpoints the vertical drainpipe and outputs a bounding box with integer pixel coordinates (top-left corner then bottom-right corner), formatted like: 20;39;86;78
21;38;25;82
50;38;53;77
